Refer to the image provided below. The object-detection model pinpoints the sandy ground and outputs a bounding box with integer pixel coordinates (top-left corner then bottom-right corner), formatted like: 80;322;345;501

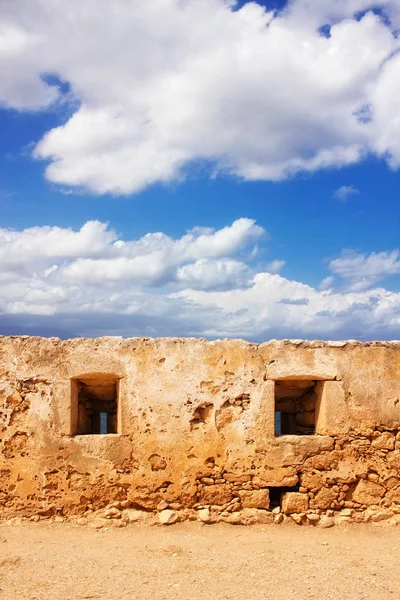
0;522;399;600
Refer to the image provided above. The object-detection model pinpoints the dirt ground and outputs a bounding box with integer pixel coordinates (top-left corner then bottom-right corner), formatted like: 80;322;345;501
0;521;399;600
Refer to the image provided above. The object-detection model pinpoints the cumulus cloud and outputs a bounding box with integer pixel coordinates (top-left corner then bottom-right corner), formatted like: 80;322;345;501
0;217;265;311
0;221;115;273
333;185;360;201
172;273;400;340
1;0;400;193
1;218;400;340
328;249;400;291
56;218;264;286
176;259;250;291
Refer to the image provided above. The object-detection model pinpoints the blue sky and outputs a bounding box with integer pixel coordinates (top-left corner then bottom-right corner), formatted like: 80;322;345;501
1;0;400;340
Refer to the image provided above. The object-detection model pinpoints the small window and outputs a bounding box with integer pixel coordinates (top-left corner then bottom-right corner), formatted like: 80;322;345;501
275;380;319;436
71;375;118;435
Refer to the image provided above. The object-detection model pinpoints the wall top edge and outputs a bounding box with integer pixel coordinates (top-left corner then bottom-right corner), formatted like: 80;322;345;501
1;335;400;349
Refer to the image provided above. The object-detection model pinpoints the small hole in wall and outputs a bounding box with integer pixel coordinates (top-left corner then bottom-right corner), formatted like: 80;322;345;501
269;485;300;508
275;380;320;435
71;374;119;435
190;403;213;430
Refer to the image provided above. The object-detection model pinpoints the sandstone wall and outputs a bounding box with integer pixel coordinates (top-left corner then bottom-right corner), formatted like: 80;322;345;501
1;336;400;526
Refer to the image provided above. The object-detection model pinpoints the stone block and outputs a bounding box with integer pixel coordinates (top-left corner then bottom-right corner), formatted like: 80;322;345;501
388;452;400;471
384;476;399;489
253;468;298;488
313;487;337;510
371;432;395;450
352;480;385;506
199;484;232;505
128;492;161;511
229;508;274;525
300;471;324;492
238;489;270;509
282;492;309;515
224;473;251;483
315;380;347;436
386;487;400;504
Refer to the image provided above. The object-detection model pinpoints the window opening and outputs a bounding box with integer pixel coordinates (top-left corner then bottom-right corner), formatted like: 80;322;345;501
72;375;118;435
275;380;318;435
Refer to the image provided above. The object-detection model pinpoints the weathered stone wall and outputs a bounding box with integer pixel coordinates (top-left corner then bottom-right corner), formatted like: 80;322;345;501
1;336;400;527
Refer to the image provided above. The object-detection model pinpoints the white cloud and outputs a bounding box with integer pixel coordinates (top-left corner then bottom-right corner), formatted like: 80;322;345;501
328;249;400;291
176;259;250;290
369;52;400;169
57;217;264;286
319;276;334;291
1;0;400;193
1;218;400;340
172;272;400;339
0;220;115;273
285;0;400;28
266;259;285;274
333;185;360;201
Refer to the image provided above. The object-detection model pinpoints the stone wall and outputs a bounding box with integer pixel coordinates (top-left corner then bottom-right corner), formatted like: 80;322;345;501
1;336;400;527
